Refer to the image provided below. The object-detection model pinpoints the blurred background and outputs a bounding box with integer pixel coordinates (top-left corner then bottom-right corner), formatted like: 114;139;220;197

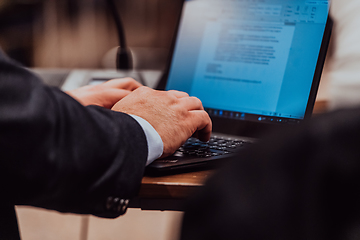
0;0;183;70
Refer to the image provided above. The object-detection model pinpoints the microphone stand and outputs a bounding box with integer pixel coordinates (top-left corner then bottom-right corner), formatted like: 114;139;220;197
105;0;133;70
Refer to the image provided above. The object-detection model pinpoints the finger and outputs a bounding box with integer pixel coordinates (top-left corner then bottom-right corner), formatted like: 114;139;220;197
190;110;212;142
101;89;132;108
103;78;143;91
106;88;131;102
107;88;132;98
167;90;189;98
179;97;204;111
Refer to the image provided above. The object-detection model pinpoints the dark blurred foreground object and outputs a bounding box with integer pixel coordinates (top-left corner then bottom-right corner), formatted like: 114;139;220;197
181;108;360;240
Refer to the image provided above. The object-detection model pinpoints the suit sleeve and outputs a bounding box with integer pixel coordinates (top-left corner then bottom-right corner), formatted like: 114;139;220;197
0;55;148;218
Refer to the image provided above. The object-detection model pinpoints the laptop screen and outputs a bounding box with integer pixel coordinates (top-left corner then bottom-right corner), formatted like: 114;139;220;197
165;0;330;125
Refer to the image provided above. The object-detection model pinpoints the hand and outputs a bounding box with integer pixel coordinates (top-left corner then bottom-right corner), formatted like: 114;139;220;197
66;78;142;109
112;87;212;158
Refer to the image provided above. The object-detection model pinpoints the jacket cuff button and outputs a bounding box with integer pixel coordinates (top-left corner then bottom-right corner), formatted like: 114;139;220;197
106;197;114;210
106;197;130;214
117;199;130;214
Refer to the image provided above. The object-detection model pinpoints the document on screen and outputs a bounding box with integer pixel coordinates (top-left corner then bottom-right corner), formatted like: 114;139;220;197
190;18;295;115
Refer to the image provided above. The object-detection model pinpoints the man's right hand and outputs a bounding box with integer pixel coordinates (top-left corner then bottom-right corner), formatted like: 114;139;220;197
111;86;212;158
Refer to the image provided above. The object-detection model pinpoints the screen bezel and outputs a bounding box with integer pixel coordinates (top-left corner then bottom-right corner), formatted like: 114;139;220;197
157;1;333;138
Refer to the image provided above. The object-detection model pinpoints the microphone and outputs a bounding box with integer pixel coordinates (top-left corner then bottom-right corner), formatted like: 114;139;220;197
106;0;133;70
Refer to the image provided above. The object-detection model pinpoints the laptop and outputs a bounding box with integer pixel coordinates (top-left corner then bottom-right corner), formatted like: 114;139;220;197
146;0;332;173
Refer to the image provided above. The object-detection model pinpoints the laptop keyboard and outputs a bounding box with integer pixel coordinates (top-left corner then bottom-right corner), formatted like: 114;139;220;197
174;136;251;158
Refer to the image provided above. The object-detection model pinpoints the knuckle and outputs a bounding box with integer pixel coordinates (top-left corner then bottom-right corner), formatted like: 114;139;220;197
165;91;179;100
196;110;209;120
181;91;190;96
203;110;211;119
137;86;154;96
122;78;139;87
122;77;135;82
128;78;139;85
138;86;149;91
112;77;138;86
192;96;202;104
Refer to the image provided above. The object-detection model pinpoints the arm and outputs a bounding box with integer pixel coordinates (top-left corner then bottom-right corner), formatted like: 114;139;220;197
0;54;212;217
0;58;147;218
66;77;212;159
66;78;165;165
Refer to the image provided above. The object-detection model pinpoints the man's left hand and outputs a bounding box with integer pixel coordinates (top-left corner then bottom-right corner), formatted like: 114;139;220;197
66;78;142;109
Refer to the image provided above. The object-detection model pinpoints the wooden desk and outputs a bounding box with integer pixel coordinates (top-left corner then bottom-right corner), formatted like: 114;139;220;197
129;170;214;211
313;100;329;114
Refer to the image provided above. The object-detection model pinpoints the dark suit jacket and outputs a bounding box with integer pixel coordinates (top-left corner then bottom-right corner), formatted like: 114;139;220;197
0;52;148;239
181;108;360;240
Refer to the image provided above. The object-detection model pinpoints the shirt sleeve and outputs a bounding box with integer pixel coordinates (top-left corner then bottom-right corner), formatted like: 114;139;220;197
130;115;164;165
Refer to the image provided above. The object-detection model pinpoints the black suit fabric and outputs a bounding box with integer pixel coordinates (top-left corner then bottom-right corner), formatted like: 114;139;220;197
0;52;148;239
181;108;360;240
0;205;20;240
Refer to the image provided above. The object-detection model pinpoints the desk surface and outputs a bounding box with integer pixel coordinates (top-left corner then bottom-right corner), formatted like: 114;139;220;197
129;170;214;211
140;170;214;199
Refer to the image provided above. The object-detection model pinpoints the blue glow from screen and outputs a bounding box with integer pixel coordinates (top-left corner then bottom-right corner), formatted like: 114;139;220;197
166;0;330;120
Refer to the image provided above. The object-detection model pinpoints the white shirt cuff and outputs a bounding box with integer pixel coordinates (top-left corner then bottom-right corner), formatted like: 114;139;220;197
129;115;164;166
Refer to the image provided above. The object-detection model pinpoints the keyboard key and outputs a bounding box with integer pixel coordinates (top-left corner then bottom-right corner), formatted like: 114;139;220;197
177;137;251;159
